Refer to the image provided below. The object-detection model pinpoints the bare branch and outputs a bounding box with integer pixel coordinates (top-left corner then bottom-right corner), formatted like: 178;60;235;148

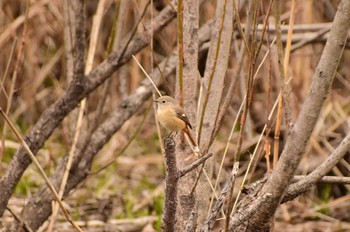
293;175;350;185
162;137;178;232
283;132;350;202
243;1;350;230
198;0;233;151
175;0;201;228
72;0;86;82
178;153;214;178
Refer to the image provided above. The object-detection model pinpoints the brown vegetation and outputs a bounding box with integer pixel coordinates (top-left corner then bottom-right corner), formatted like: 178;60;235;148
0;0;350;231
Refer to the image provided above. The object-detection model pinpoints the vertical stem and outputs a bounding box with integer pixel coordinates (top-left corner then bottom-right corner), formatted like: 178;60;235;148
162;138;178;232
177;0;184;104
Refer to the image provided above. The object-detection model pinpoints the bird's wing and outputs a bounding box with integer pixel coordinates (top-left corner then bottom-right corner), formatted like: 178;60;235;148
174;106;193;129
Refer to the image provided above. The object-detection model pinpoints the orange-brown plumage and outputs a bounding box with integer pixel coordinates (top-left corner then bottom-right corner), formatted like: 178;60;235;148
155;96;197;147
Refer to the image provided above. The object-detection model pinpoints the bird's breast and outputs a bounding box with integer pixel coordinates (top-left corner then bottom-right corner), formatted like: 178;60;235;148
157;108;186;131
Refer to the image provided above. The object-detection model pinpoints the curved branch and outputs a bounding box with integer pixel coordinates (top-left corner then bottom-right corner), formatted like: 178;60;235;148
283;132;350;202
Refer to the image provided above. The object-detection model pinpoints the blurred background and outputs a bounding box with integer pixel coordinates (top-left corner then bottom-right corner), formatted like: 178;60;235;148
0;0;350;231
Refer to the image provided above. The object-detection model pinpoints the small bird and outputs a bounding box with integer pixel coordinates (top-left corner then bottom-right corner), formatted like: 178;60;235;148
154;96;197;147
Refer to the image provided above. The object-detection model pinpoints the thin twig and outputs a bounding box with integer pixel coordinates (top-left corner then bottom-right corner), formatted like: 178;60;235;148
0;38;17;99
225;1;258;228
6;206;34;232
0;39;17;171
178;153;214;178
190;0;233;208
282;0;295;127
290;27;329;52
89;101;152;175
197;0;228;145
5;0;30;115
117;0;151;63
231;77;291;215
132;55;162;97
274;0;295;170
177;0;184;104
1;0;30;174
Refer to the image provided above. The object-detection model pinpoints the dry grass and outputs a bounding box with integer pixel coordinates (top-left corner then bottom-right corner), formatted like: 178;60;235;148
1;0;350;231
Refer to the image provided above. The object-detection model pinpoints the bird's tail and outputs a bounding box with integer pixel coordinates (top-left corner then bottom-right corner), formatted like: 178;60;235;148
184;127;199;152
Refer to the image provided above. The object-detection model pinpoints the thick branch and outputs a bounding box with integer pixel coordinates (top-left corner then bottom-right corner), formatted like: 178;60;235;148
162;137;178;232
175;0;200;229
228;193;272;231
72;0;86;82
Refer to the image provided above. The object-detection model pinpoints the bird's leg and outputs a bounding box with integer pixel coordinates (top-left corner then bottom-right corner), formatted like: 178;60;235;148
166;131;176;138
164;131;176;146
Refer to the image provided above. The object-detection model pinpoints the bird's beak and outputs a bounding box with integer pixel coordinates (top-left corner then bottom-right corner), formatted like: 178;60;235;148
153;100;158;103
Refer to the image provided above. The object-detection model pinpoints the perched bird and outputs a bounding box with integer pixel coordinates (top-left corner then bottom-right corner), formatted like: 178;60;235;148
154;96;197;147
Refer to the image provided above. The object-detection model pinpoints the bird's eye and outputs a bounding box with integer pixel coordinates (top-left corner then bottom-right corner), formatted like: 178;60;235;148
162;100;166;103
